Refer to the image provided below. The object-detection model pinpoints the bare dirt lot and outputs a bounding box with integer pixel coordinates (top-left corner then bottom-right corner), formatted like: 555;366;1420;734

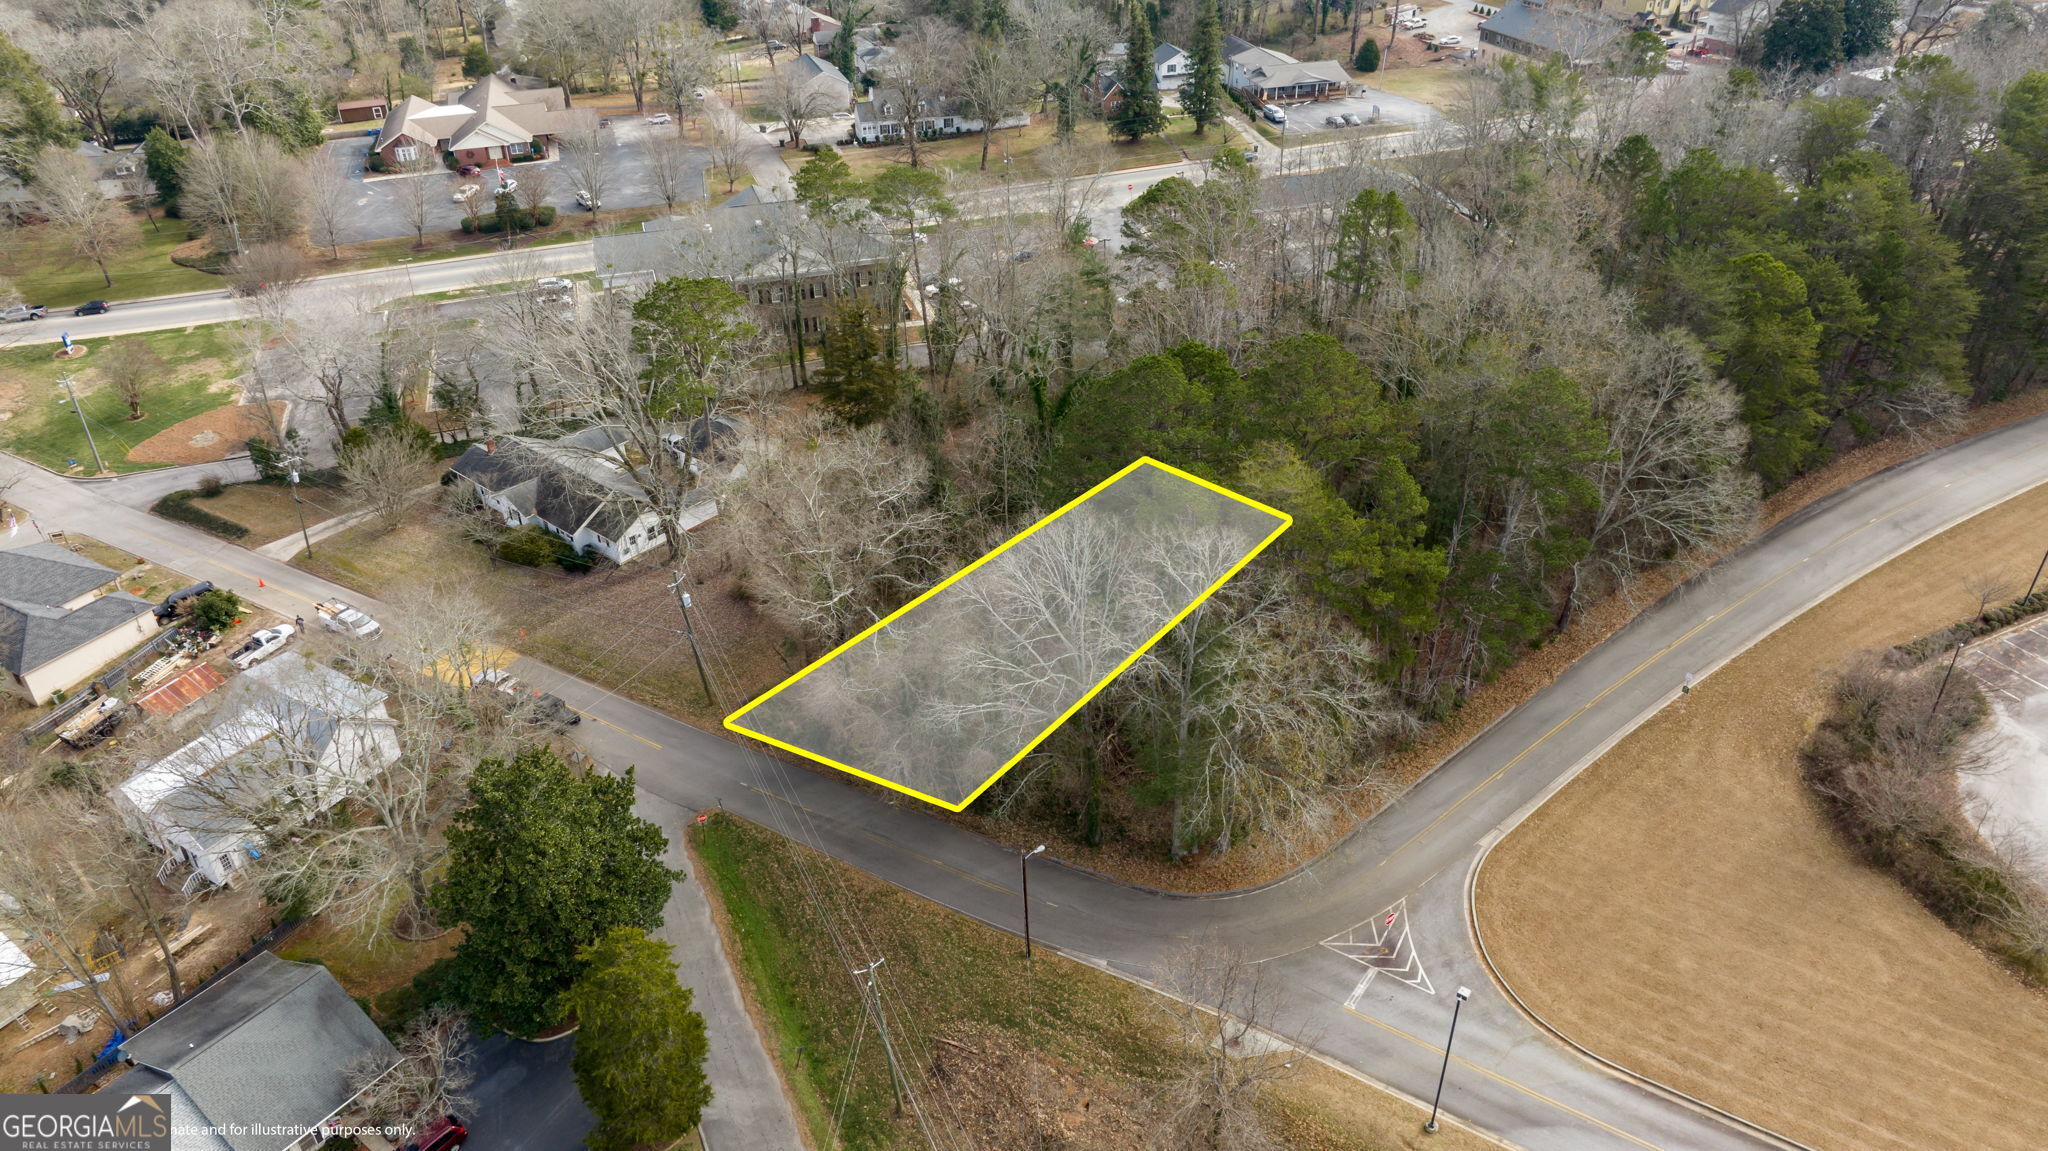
127;401;284;466
1476;481;2048;1151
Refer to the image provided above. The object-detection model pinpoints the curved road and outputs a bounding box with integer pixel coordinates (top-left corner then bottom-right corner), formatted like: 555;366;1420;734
8;413;2048;1149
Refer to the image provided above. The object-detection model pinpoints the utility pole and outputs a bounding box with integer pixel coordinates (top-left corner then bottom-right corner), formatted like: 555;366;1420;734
1020;844;1045;961
57;377;106;475
853;958;909;1118
285;454;314;558
668;570;717;709
1931;640;1966;720
2027;544;2048;602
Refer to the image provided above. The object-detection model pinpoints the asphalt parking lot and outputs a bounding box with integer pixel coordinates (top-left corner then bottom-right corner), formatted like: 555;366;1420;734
321;115;709;246
462;1030;595;1151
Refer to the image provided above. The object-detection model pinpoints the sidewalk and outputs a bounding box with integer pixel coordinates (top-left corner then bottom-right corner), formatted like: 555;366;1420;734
634;790;806;1151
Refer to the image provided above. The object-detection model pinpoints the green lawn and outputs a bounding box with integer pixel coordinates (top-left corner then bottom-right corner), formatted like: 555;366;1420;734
0;211;218;307
0;325;244;474
198;481;350;547
690;813;1490;1151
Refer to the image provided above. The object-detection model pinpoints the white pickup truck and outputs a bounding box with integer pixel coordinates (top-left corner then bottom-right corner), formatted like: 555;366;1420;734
315;601;383;639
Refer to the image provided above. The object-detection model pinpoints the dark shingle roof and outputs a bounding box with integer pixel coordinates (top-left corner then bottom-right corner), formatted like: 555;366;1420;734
114;953;397;1151
0;542;119;606
449;433;645;543
1479;0;1620;56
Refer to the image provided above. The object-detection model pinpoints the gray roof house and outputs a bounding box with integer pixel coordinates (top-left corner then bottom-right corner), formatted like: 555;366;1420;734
1478;0;1625;62
852;86;1030;146
0;541;158;705
99;952;400;1151
1222;36;1350;103
449;426;715;565
785;52;855;110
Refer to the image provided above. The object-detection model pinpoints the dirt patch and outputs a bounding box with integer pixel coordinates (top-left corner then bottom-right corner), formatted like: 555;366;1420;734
1474;481;2048;1151
127;401;282;466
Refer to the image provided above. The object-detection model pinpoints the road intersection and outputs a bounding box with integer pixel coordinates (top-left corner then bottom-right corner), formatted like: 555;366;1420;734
10;406;2047;1148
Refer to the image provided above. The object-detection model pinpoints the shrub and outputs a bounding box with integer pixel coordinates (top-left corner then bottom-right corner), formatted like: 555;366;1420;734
154;490;249;540
534;205;557;226
196;474;224;497
189;588;244;632
366;153;387;173
1355;38;1381;73
498;525;563;567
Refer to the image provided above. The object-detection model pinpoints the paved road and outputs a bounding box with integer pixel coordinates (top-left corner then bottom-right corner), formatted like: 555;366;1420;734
463;1030;594;1151
13;411;2048;1148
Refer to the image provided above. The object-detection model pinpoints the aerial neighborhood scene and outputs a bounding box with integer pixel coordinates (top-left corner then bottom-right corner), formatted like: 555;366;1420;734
3;0;2048;1144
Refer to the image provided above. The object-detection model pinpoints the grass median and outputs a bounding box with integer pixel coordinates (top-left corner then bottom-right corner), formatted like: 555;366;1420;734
690;811;1493;1151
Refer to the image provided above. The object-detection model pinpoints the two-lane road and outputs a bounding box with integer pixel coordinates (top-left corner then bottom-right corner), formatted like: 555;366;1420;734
10;409;2047;1150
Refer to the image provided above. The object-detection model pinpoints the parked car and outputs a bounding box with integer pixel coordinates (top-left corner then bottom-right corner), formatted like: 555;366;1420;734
534;276;575;303
575;189;601;210
315;600;383;639
401;1117;469;1151
73;300;111;316
1261;104;1287;124
1663;58;1689;71
154;581;215;623
1326;115;1343;127
598;117;612;129
457;163;481;175
1399;17;1426;27
1341;112;1362;126
1;303;47;322
766;39;789;50
474;670;582;733
57;697;127;750
452;183;480;202
691;88;708;99
1437;34;1463;45
832;110;854;119
496;176;518;193
228;625;295;670
1686;45;1711;56
647;112;673;125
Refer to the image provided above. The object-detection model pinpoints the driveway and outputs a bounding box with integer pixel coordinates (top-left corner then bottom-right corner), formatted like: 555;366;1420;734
463;1030;595;1151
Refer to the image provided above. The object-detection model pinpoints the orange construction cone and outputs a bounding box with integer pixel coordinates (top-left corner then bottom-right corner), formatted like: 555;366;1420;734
257;578;266;587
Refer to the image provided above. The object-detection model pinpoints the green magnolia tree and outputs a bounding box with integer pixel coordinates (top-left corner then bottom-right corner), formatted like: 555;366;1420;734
565;927;713;1151
1182;0;1229;134
1111;6;1169;141
813;298;907;427
1840;0;1898;59
143;128;188;214
1331;188;1413;304
432;747;681;1037
462;41;492;79
792;145;864;220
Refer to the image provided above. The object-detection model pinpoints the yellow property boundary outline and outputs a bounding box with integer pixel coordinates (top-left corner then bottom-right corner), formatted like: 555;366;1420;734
723;457;1293;811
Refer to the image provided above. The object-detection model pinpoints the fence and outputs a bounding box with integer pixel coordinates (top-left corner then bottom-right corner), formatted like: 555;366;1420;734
19;691;99;744
17;626;183;745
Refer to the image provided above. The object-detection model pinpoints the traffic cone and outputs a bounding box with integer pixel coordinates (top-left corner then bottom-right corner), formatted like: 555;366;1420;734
257;578;266;587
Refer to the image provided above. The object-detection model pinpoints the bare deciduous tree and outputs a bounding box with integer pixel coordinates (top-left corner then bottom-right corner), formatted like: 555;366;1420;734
391;155;440;249
340;427;436;528
762;61;840;150
645;128;694;212
30;146;125;288
1149;939;1313;1151
99;339;166;421
559;109;614;227
305;151;356;259
346;1005;477;1127
705;108;750;194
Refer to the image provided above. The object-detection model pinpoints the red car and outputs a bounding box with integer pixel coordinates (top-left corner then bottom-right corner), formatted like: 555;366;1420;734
403;1117;468;1151
1686;46;1710;56
456;163;481;176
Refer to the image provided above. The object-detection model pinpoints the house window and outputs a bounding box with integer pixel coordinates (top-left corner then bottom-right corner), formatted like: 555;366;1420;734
394;143;419;163
217;852;235;874
510;140;530;155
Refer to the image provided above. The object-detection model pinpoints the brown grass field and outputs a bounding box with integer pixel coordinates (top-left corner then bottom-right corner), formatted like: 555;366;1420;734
1476;481;2048;1150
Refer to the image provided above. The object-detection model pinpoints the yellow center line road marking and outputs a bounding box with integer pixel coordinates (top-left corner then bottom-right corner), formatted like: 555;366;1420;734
1341;1006;1665;1151
1371;439;2048;873
582;711;660;749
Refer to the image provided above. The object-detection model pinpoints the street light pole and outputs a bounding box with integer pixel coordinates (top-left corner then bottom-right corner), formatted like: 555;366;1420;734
1021;844;1045;960
2026;543;2048;602
57;376;105;475
286;461;314;558
1931;640;1966;720
1425;986;1472;1134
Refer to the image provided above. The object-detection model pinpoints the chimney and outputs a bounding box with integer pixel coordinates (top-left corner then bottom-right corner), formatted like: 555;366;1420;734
485;437;496;454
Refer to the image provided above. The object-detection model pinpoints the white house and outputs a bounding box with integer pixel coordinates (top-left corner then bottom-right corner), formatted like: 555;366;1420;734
0;924;34;1030
448;425;714;565
1153;42;1192;89
112;656;400;891
853;87;1030;145
1699;0;1771;54
1;541;159;705
1221;35;1349;104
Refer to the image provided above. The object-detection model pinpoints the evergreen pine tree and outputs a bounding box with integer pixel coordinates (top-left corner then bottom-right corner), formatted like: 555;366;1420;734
566;928;713;1151
1355;37;1381;73
1183;0;1228;136
1112;6;1169;141
813;298;906;427
143;128;188;215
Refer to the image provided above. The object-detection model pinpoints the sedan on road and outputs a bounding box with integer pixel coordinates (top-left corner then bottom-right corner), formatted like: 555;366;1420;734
647;112;673;125
73;300;111;316
229;624;295;670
